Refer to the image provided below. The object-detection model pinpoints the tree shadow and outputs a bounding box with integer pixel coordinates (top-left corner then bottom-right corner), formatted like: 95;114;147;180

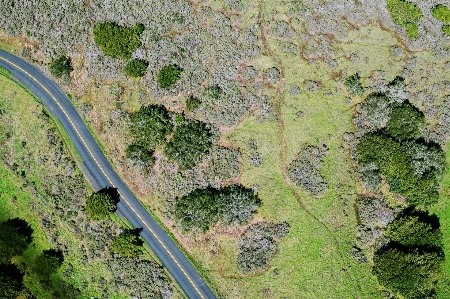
5;218;33;243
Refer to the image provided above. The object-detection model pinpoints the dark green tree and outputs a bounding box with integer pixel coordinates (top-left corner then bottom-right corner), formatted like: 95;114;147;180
0;218;33;264
31;249;64;280
124;59;148;77
344;73;364;96
175;188;218;232
93;22;142;59
49;56;73;78
0;264;24;299
385;102;425;140
386;214;442;248
128;104;173;150
110;229;143;257
373;248;443;299
165;119;212;170
157;65;182;89
85;190;116;220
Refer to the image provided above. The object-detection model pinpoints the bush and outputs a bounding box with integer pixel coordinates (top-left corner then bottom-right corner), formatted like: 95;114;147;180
386;0;423;39
386;213;442;248
344;73;364;96
128;104;173;150
123;59;148;77
165;119;212;170
175;185;261;232
125;144;155;175
32;249;64;279
384;102;425;140
443;24;450;35
93;22;142;59
111;229;143;258
186;96;201;111
133;23;145;35
0;264;24;298
373;248;443;299
432;4;450;24
85;190;116;220
157;65;182;90
0;218;33;264
49;56;73;78
236;222;290;274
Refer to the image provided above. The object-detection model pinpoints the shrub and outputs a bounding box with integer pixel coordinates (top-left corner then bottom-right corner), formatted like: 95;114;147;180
111;229;143;258
175;185;261;232
32;249;64;279
125;144;155;174
0;218;33;264
128;104;173;150
123;59;148;77
443;24;450;35
236;222;290;274
93;22;142;59
359;93;392;128
373;248;443;299
157;65;182;90
165;119;212;170
85;191;116;220
386;0;423;39
432;4;450;24
186;96;201;111
49;56;73;78
344;73;364;96
288;145;328;195
384;102;425;140
203;85;222;99
386;213;442;248
0;264;24;298
133;23;145;35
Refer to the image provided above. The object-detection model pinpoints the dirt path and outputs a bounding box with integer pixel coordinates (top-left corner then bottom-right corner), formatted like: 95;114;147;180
257;2;361;298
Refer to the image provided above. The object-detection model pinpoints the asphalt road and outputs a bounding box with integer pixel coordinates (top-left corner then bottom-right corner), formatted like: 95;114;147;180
0;49;216;299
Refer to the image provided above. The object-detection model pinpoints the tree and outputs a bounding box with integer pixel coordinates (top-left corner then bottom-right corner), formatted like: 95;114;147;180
344;73;364;96
217;185;261;226
385;102;425;140
165;119;212;170
85;190;116;220
373;248;443;299
124;59;148;77
128;104;173;150
0;264;24;299
110;229;143;258
31;249;64;280
431;4;450;24
386;213;442;248
92;22;142;59
386;0;423;39
0;218;33;264
157;65;182;89
49;56;73;78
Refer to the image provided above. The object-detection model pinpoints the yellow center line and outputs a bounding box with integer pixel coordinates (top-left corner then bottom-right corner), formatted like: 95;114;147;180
0;56;206;299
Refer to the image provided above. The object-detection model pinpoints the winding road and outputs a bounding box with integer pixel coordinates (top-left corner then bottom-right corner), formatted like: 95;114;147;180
0;49;216;299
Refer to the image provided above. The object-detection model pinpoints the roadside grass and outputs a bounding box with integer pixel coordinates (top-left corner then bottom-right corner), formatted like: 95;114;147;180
0;73;181;298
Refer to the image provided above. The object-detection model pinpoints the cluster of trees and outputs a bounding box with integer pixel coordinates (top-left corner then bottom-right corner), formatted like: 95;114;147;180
386;0;423;39
373;210;444;299
175;185;261;232
432;4;450;35
356;102;445;207
353;77;446;298
127;104;213;171
93;22;149;78
0;218;64;298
